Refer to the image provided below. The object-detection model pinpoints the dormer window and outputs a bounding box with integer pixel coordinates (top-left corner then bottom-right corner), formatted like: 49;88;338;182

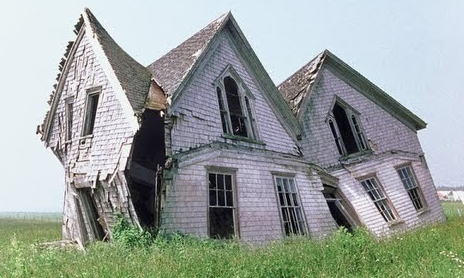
215;66;257;139
328;100;367;156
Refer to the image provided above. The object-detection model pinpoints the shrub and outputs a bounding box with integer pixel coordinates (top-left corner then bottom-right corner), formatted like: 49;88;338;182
111;214;153;248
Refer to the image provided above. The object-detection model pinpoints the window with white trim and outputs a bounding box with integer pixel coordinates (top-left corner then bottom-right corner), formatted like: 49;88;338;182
397;165;426;211
215;67;257;139
274;176;306;235
328;101;367;156
82;89;100;136
208;172;236;239
360;177;397;222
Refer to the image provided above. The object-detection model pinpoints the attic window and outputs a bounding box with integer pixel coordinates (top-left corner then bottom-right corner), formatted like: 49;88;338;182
328;101;367;156
215;67;257;140
360;177;397;222
82;89;101;136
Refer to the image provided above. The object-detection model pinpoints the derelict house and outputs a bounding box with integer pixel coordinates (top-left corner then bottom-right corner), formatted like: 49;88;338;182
38;8;444;245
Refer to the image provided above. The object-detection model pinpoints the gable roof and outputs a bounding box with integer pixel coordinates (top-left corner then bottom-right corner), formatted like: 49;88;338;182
84;9;152;112
146;12;301;138
40;8;152;143
147;12;229;97
277;50;426;131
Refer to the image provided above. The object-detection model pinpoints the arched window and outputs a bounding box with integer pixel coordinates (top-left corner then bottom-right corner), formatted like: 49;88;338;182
215;73;256;139
328;100;368;156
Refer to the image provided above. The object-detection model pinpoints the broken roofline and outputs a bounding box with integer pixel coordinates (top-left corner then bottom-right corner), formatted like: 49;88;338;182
146;12;302;141
41;8;153;145
280;49;427;132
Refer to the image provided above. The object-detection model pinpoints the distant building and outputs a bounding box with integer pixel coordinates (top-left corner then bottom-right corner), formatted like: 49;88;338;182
38;9;445;244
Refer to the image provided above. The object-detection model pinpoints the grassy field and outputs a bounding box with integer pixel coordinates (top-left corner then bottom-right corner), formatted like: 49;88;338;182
0;203;463;277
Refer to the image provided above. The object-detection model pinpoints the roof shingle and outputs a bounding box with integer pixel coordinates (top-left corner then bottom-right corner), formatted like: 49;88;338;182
146;12;229;97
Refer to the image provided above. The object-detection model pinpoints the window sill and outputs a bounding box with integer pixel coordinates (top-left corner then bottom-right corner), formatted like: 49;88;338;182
387;219;404;227
416;208;430;216
339;149;373;162
222;134;266;146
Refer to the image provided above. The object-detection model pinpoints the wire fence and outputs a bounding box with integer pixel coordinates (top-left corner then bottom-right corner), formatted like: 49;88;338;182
0;212;61;222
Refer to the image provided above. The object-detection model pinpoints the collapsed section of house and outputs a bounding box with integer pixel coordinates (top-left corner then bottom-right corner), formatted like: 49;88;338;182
37;8;445;245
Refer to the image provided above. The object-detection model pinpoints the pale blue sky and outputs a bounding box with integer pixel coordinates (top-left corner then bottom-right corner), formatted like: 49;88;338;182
0;1;463;211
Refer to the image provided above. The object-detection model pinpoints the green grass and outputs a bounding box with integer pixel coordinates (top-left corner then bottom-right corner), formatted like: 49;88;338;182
0;203;463;277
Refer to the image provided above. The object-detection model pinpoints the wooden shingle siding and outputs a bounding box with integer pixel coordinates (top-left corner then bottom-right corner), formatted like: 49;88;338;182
170;33;297;156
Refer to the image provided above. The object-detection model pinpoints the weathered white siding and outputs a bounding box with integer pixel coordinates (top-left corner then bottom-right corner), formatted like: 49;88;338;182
47;30;137;241
301;67;423;167
298;66;445;235
161;148;337;244
170;32;297;155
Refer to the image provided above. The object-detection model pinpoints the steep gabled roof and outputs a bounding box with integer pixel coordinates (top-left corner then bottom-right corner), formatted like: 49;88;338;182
146;12;229;97
146;12;301;138
278;51;326;116
84;9;152;112
278;50;426;131
40;8;152;143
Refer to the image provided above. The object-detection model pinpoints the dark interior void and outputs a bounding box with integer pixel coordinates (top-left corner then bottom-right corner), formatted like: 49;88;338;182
128;109;165;228
326;200;353;231
78;188;105;241
209;207;234;239
333;103;358;155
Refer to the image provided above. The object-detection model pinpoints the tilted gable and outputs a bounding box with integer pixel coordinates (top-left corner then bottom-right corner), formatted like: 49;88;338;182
147;12;301;140
278;50;426;132
168;31;298;155
40;8;152;144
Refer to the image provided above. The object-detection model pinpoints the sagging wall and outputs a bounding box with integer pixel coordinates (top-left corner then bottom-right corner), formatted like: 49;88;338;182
160;146;337;244
300;67;424;168
47;30;139;243
169;31;298;156
332;154;445;236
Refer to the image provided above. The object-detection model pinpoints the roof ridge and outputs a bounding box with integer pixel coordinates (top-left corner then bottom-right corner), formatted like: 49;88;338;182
83;8;152;112
146;12;230;96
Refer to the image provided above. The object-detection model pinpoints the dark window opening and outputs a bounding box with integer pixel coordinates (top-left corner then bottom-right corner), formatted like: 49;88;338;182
78;189;105;241
323;187;355;231
329;119;343;155
224;76;248;137
82;91;100;136
65;101;73;141
275;176;306;236
333;102;358;154
209;173;235;239
216;87;229;134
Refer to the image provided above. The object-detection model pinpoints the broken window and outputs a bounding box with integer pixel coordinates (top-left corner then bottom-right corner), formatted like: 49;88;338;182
274;176;306;236
328;101;367;156
65;99;74;141
82;89;100;136
360;177;397;222
215;71;256;139
397;165;426;211
323;185;356;231
208;172;236;239
77;188;105;241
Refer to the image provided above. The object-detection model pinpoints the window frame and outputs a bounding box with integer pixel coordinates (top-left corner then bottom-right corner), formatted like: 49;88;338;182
359;175;398;223
81;87;101;137
327;98;368;156
206;167;239;239
65;97;74;142
272;174;307;236
396;164;427;212
214;65;258;140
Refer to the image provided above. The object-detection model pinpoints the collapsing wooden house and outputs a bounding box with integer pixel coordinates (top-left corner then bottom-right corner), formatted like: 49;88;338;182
38;8;445;244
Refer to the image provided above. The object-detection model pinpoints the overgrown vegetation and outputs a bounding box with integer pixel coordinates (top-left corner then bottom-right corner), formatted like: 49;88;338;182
0;203;463;277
